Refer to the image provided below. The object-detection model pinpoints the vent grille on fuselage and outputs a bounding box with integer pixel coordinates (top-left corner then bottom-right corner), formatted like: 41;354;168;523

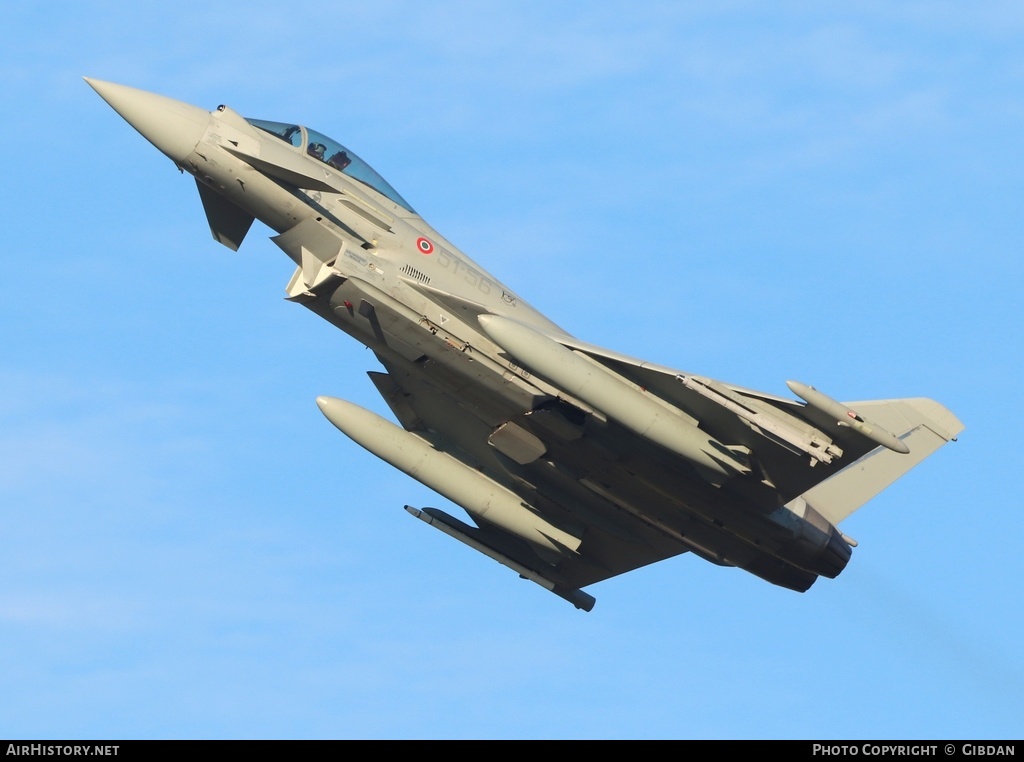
400;264;430;284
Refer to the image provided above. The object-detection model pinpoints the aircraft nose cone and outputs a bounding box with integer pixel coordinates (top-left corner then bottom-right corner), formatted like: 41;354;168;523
85;78;210;164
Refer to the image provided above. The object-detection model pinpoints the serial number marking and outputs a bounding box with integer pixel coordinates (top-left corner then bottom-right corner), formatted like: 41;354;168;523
436;250;493;295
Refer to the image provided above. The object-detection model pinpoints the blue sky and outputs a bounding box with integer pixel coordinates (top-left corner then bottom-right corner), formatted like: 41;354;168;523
2;2;1022;740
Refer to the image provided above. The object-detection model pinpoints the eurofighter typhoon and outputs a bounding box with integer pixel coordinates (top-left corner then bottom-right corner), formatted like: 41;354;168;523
87;79;963;611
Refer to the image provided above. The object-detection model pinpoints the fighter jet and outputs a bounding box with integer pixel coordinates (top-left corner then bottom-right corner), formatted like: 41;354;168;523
87;78;963;611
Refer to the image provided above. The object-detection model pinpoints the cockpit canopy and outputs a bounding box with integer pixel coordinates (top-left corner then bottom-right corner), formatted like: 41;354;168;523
246;118;415;213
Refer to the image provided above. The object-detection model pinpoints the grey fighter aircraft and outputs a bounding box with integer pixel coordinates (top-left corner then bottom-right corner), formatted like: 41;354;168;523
87;78;963;611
